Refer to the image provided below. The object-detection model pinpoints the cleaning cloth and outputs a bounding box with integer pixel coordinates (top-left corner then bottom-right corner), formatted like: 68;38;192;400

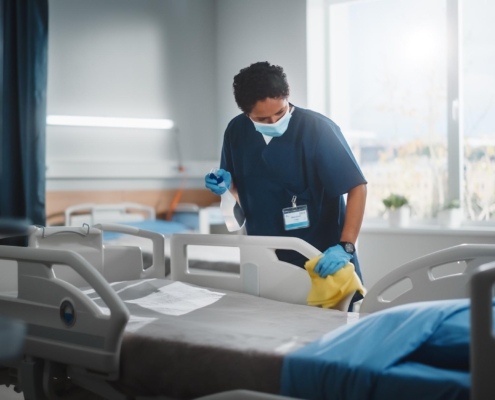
305;255;365;308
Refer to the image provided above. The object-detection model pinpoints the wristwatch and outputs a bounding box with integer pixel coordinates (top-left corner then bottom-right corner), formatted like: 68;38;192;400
339;241;355;255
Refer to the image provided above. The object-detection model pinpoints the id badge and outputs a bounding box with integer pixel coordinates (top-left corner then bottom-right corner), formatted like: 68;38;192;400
283;196;310;230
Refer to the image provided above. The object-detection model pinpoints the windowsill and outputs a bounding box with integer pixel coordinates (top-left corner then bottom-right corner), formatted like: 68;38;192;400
362;219;495;236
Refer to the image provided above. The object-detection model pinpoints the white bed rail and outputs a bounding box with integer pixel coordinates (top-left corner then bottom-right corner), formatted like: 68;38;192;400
0;246;129;377
471;260;495;400
94;223;165;279
29;225;105;273
361;244;495;313
171;234;321;306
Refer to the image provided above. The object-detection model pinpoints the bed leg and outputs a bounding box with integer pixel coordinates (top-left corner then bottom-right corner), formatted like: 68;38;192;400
68;366;132;400
19;357;47;400
43;361;69;400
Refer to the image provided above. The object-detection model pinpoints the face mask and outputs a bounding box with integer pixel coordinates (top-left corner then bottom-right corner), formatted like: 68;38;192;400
251;105;292;137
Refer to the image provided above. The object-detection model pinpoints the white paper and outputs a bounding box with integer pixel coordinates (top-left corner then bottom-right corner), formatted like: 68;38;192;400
124;281;225;316
125;315;157;333
84;279;156;300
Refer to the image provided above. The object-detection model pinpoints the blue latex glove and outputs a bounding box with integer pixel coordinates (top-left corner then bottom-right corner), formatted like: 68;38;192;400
314;244;353;278
205;169;231;195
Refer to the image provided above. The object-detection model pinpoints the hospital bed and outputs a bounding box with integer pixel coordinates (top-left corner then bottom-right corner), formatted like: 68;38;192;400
0;226;356;400
1;227;495;399
64;202;217;235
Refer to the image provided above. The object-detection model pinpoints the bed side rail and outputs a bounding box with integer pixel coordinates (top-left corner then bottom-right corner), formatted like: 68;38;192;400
470;260;495;400
171;234;321;305
0;246;129;378
361;244;495;313
94;223;165;279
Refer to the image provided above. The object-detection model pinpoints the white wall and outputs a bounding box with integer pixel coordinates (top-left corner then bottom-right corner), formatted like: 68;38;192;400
215;0;308;147
47;0;308;190
358;226;495;290
47;0;218;190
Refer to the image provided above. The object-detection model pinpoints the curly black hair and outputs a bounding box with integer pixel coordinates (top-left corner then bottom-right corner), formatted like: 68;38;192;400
233;62;290;114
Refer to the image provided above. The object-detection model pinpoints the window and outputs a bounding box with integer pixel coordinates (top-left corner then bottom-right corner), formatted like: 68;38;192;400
463;0;495;221
308;0;495;222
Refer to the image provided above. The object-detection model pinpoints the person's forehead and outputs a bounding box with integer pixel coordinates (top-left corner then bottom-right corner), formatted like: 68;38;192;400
250;97;288;117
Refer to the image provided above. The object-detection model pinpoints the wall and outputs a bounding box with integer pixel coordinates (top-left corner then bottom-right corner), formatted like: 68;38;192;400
47;0;218;191
47;0;308;191
358;225;495;290
214;0;308;147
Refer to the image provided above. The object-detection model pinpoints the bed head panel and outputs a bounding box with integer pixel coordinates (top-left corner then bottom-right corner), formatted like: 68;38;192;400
170;234;321;305
28;226;105;287
0;246;129;378
361;244;495;313
65;202;155;226
24;224;165;286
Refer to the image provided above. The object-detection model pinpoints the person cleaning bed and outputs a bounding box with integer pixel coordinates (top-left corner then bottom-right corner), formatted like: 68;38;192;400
205;62;367;308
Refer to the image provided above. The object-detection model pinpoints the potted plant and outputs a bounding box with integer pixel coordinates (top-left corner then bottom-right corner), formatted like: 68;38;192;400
383;194;410;227
437;199;462;228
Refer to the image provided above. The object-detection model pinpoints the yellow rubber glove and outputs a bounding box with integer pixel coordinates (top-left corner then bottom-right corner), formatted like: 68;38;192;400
305;255;365;309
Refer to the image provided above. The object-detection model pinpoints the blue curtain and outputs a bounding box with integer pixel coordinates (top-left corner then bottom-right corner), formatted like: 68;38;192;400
0;0;48;238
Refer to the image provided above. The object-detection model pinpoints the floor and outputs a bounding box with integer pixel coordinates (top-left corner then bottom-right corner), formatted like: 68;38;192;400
0;385;23;399
0;384;176;399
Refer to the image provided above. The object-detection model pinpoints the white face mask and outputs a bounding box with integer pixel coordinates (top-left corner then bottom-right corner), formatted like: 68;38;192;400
250;104;293;137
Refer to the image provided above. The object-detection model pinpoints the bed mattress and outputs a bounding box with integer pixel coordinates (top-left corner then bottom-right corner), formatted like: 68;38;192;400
85;279;360;399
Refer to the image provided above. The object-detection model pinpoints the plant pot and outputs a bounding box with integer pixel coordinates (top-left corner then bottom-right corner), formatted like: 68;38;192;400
437;208;462;228
388;207;410;228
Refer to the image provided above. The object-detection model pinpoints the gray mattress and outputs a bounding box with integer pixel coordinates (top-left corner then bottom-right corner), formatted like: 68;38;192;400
86;279;361;399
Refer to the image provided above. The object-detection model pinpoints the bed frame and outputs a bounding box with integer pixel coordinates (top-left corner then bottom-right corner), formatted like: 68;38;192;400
0;246;129;399
471;259;495;400
361;244;495;313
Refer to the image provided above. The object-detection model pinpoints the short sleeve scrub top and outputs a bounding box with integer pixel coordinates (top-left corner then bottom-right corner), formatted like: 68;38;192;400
220;105;368;284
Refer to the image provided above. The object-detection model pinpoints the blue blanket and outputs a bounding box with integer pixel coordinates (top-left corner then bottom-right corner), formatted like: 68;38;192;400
281;299;494;400
102;220;188;241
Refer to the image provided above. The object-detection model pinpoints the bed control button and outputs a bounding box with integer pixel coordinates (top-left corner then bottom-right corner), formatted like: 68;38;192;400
60;301;76;327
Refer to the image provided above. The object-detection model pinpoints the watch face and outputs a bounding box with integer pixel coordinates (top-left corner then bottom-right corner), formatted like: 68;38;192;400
345;243;355;254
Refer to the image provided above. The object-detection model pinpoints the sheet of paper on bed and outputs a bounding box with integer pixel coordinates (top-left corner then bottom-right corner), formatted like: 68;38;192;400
124;282;225;316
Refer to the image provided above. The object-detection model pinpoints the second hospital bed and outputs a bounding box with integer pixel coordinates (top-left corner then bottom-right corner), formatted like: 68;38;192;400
1;227;495;399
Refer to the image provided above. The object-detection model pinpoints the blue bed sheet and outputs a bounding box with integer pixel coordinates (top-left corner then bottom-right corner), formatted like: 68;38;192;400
102;220;189;241
281;299;495;400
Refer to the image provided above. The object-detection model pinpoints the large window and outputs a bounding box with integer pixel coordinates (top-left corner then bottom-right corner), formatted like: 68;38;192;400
463;0;495;221
308;0;495;222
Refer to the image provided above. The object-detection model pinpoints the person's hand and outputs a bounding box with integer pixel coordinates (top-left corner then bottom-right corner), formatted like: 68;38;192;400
314;244;352;278
204;169;231;195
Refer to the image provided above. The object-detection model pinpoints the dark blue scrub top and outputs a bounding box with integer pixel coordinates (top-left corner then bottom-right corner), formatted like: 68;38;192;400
220;105;367;281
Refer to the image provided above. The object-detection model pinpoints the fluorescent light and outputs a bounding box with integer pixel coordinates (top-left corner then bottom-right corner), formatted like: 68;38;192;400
46;115;174;130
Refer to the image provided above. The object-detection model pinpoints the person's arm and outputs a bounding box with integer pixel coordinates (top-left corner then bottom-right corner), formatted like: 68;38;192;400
340;184;367;244
314;184;367;278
